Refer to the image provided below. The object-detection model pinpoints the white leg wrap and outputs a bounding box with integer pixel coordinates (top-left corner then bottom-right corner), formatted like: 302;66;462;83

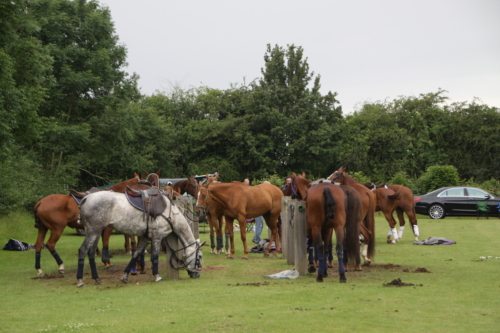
391;228;399;240
387;228;393;237
362;244;368;257
413;225;420;237
398;226;405;239
37;269;44;276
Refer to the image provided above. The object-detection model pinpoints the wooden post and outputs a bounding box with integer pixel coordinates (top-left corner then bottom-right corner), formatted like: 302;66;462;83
280;197;290;260
294;201;307;275
165;233;180;280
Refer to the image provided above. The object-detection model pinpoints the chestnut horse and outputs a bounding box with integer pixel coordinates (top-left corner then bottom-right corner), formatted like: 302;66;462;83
365;184;402;244
365;183;420;243
196;181;282;259
327;167;376;266
172;176;198;198
306;182;362;282
289;172;364;271
33;173;146;276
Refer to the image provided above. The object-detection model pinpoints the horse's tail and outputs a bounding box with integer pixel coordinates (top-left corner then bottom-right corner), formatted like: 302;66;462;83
365;191;376;260
33;200;42;229
344;188;361;263
387;186;403;200
323;187;336;222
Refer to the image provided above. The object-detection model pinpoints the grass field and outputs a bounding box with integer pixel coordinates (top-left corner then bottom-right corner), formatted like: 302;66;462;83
1;211;499;332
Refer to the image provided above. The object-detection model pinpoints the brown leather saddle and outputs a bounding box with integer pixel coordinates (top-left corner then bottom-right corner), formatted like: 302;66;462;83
126;186;168;221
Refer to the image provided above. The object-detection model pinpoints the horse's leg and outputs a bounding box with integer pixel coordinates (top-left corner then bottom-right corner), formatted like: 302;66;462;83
382;209;399;244
225;219;235;259
150;233;163;282
307;237;316;273
360;223;371;266
395;207;406;240
34;225;48;276
215;216;224;254
121;237;149;284
224;217;230;254
44;228;65;274
316;241;326;283
209;215;216;254
124;235;130;254
138;237;146;274
237;218;249;259
101;226;114;269
335;227;347;283
77;234;100;287
326;228;334;268
404;206;420;242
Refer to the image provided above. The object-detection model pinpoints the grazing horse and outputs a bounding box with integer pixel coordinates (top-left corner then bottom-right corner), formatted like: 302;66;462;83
196;174;229;254
327;167;376;266
306;182;362;282
76;189;204;287
196;181;282;259
365;183;420;243
32;173;145;276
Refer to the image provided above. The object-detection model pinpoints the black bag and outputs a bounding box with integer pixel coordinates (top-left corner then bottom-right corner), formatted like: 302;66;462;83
2;239;35;251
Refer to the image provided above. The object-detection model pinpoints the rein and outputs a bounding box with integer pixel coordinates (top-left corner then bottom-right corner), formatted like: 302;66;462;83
161;213;202;271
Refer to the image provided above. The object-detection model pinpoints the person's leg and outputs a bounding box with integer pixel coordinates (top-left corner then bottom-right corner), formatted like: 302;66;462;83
253;216;264;243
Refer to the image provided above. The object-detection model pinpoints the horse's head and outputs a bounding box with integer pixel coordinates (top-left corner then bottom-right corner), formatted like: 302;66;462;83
195;186;210;221
290;172;310;200
327;167;347;184
184;176;199;197
184;240;205;278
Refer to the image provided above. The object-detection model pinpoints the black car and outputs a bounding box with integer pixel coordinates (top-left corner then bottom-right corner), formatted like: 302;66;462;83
414;186;500;219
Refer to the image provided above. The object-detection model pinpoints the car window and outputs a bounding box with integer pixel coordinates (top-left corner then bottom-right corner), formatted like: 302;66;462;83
438;188;464;197
467;188;490;198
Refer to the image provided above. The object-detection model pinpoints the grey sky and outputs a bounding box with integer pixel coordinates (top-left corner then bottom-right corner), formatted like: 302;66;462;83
102;0;500;114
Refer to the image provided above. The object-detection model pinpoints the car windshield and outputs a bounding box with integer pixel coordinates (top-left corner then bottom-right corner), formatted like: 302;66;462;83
438;188;464;197
467;188;490;198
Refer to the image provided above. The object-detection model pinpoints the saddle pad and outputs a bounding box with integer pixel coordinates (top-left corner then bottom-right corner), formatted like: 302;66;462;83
125;191;146;212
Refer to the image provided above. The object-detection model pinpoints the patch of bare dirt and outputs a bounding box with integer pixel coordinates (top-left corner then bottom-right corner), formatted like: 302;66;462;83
32;274;65;280
227;282;270;287
383;278;419;287
413;267;431;273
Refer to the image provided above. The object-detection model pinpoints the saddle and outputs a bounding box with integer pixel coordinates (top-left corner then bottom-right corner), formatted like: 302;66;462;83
69;187;100;199
126;186;168;220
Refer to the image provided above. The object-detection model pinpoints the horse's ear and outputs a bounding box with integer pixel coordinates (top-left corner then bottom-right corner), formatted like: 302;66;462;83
156;169;161;177
340;167;346;172
291;172;297;178
144;171;149;176
301;172;307;178
215;173;220;180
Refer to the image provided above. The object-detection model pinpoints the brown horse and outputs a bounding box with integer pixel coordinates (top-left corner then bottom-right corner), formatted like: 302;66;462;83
306;182;362;282
327;167;376;266
195;181;282;259
33;173;146;275
364;184;402;244
172;176;198;198
197;174;230;255
289;172;365;271
365;183;420;243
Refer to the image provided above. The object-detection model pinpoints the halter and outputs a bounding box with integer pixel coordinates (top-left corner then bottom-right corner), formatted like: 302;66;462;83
161;213;203;272
195;186;212;216
289;179;300;199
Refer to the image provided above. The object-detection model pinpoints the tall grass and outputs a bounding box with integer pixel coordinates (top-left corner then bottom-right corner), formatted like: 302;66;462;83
0;211;498;332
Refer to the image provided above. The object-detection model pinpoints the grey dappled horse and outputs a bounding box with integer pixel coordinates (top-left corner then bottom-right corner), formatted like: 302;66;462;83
76;191;204;287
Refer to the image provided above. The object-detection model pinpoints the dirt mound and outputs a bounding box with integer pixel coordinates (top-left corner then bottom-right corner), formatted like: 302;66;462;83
32;274;65;280
414;267;431;273
383;278;415;287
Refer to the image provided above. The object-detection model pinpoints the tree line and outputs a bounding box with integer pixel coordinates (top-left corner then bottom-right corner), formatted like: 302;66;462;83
1;0;499;214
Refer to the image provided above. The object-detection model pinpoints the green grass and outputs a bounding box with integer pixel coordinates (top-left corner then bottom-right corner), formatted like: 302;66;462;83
1;211;499;332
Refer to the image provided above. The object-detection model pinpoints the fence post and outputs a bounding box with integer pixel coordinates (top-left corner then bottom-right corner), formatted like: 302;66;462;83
294;201;307;275
165;233;180;280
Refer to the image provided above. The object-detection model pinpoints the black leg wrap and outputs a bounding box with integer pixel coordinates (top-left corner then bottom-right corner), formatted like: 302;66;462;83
210;235;215;249
152;257;159;275
77;258;85;279
50;250;63;266
89;258;98;279
101;247;110;264
139;252;145;267
337;251;345;274
308;245;315;263
35;252;41;270
217;235;223;250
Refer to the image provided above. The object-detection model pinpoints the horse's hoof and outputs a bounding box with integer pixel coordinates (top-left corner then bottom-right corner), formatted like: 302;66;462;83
77;280;85;288
105;265;114;270
340;278;347;283
58;269;65;274
391;240;397;244
95;279;102;285
121;277;129;284
308;266;316;273
316;276;323;283
140;270;147;274
226;257;234;260
387;239;392;244
263;254;270;258
155;278;164;283
242;257;248;260
362;260;371;267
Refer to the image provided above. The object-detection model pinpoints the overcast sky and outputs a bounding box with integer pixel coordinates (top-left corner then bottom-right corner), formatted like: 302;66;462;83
101;0;500;114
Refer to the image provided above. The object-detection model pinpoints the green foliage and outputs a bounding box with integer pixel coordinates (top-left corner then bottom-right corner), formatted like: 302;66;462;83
417;165;460;193
252;173;287;187
479;178;500;197
389;171;416;192
349;171;371;184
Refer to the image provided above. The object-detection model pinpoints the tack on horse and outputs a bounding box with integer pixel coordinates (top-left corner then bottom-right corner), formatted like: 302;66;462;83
306;182;362;282
76;187;204;287
327;167;376;266
32;173;145;276
196;181;282;259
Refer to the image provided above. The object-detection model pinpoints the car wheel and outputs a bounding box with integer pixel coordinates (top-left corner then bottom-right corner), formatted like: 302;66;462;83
76;228;86;236
428;204;445;219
